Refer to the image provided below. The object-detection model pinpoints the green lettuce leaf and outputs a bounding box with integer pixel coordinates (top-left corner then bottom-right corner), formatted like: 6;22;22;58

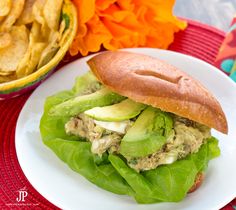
109;137;220;203
45;138;134;195
40;73;221;203
40;74;134;195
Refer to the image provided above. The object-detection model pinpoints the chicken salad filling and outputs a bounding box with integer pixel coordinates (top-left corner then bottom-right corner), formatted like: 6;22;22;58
65;113;211;172
64;81;211;172
65;113;133;155
126;117;210;171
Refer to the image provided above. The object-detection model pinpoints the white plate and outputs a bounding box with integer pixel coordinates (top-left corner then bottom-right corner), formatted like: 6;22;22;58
16;48;236;210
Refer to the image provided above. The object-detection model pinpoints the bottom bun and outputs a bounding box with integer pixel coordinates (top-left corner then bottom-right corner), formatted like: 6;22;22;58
188;172;204;193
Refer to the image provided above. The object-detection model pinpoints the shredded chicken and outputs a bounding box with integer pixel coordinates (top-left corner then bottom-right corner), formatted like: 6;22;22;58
65;111;211;171
65;114;103;141
91;133;121;155
127;118;211;172
65;114;123;156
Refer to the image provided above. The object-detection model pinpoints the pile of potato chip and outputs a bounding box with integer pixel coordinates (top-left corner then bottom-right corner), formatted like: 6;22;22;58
0;0;68;83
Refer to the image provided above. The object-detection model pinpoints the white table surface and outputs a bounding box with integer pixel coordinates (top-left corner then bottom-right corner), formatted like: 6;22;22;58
175;0;236;31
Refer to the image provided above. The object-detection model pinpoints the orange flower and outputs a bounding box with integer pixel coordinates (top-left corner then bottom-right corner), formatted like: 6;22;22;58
70;0;187;56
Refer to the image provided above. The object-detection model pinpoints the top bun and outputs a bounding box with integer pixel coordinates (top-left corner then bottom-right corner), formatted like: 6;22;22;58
87;51;228;134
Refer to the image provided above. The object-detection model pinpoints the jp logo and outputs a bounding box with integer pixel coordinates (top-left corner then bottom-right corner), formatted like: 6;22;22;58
16;187;28;202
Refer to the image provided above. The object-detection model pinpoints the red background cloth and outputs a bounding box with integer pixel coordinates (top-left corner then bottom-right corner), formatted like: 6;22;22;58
0;20;235;210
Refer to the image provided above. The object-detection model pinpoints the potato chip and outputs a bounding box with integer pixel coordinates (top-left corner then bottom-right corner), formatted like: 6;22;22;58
0;76;10;83
58;20;66;40
30;20;50;43
0;74;16;83
17;42;46;78
30;21;41;40
0;0;25;32
48;30;59;44
37;46;59;69
32;0;50;39
59;27;70;48
0;16;5;23
58;10;71;45
0;0;11;17
16;44;31;78
17;21;47;78
32;0;45;24
41;25;51;41
16;47;31;77
26;42;46;75
38;31;60;68
0;70;13;76
0;25;28;72
16;0;36;25
43;0;63;31
16;22;37;78
0;32;12;49
58;7;71;46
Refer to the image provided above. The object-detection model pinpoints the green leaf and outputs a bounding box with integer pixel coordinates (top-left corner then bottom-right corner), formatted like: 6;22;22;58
207;137;221;159
40;73;134;195
40;72;221;203
108;154;154;196
109;138;220;203
46;139;134;195
72;72;99;95
40;91;79;142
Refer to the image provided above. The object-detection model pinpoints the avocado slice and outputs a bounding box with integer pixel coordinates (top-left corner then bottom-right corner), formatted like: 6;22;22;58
84;99;146;121
49;87;125;116
120;107;173;157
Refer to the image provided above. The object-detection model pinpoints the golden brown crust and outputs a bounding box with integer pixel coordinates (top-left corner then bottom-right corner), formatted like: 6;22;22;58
87;51;228;134
188;172;204;193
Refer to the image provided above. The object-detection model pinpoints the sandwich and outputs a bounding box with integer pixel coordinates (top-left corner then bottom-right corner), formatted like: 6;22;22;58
40;51;228;203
